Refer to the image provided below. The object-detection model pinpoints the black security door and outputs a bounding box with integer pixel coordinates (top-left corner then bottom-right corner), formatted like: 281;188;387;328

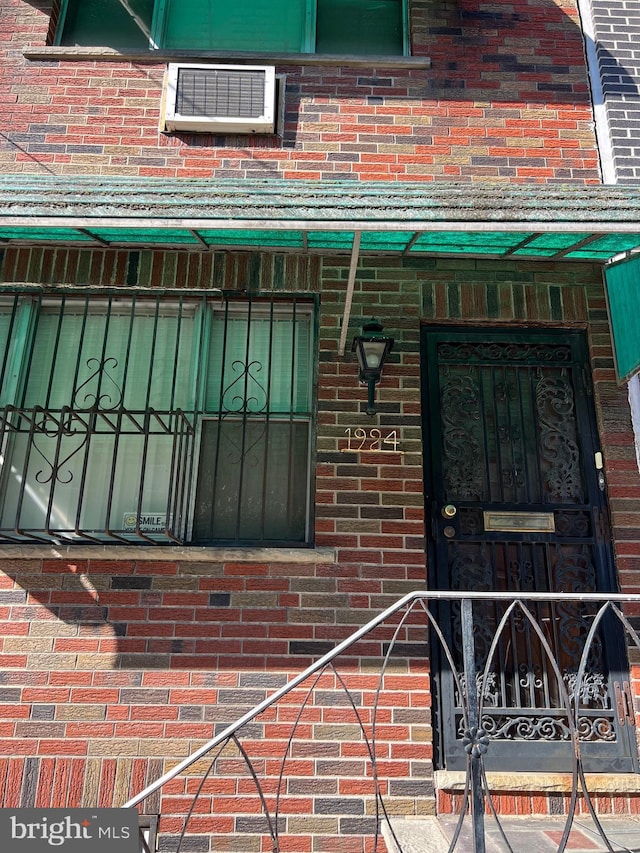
422;327;637;772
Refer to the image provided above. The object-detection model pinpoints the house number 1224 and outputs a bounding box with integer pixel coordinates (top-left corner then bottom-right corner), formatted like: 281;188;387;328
342;428;401;453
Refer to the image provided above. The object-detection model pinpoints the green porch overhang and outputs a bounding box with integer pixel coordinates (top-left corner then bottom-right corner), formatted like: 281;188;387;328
2;176;640;380
2;175;640;262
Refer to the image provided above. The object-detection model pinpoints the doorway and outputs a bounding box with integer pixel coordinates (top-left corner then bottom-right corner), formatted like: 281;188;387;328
421;326;637;772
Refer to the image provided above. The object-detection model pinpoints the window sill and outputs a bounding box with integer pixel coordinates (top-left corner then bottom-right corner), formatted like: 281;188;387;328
0;543;336;563
24;46;430;69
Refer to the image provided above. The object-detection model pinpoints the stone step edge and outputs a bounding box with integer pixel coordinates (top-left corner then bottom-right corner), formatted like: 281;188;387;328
435;770;640;794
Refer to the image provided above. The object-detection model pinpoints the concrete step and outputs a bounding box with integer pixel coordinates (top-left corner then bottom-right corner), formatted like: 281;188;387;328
382;818;451;853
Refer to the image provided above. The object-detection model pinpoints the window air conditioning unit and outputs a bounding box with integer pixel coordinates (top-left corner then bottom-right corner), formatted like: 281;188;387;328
163;63;276;134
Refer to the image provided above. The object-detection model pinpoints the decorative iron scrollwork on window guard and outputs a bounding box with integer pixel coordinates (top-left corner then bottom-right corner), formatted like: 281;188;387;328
24;355;126;486
221;358;268;416
72;356;124;410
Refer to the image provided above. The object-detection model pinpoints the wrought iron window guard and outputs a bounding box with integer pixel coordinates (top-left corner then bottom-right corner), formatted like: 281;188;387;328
0;290;315;546
0;403;195;544
123;591;640;853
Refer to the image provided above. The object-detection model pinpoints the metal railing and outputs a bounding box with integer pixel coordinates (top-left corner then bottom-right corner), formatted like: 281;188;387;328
124;591;640;853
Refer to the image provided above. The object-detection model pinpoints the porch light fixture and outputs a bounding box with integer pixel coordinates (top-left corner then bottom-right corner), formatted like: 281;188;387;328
351;319;394;416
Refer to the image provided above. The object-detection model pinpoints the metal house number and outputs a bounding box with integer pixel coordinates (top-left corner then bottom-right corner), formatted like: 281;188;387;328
341;428;401;453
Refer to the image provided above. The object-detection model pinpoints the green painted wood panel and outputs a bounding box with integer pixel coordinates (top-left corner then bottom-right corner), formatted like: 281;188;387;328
163;0;310;51
605;255;640;381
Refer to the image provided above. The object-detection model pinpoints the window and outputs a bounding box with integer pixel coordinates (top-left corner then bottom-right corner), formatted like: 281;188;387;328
0;291;315;546
56;0;408;56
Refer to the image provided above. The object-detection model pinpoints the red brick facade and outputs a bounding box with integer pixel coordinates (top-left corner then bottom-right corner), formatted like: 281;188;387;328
2;0;640;850
2;0;597;182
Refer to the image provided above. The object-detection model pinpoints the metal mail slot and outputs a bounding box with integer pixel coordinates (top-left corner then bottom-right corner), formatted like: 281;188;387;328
483;511;555;533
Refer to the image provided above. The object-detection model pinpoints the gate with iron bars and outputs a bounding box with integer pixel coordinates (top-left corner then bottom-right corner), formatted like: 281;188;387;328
421;326;638;772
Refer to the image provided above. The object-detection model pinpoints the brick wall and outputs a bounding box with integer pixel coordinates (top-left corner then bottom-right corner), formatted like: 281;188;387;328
0;553;434;851
587;0;640;181
0;0;600;182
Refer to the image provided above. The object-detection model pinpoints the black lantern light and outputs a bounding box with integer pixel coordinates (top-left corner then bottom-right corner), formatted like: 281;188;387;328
351;319;394;416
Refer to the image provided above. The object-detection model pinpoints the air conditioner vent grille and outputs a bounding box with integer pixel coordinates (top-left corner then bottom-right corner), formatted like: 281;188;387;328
176;68;266;119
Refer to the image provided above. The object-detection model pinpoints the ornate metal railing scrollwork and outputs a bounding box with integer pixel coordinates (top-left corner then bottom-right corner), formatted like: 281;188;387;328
123;591;640;853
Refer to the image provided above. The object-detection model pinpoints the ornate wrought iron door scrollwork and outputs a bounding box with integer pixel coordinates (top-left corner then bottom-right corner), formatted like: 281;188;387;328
438;342;572;363
426;329;632;776
440;369;484;500
535;370;584;502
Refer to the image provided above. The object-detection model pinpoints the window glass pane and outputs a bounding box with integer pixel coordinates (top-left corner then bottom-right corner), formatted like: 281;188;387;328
0;430;182;538
194;299;313;545
58;0;154;48
0;431;77;534
22;300;195;412
193;420;309;542
83;433;178;534
316;0;404;55
163;0;307;51
205;309;312;415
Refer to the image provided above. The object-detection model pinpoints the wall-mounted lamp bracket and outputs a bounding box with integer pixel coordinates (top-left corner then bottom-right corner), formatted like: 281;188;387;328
351;319;394;416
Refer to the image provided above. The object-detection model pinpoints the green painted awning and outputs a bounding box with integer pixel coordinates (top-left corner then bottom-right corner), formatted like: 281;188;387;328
2;176;640;263
4;175;640;379
605;255;640;382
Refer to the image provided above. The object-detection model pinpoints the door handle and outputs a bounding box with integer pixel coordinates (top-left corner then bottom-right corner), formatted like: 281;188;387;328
440;505;457;539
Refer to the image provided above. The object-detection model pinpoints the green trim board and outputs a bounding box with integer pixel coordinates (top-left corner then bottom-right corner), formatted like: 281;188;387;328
604;254;640;382
81;228;202;245
200;229;306;248
0;227;95;242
